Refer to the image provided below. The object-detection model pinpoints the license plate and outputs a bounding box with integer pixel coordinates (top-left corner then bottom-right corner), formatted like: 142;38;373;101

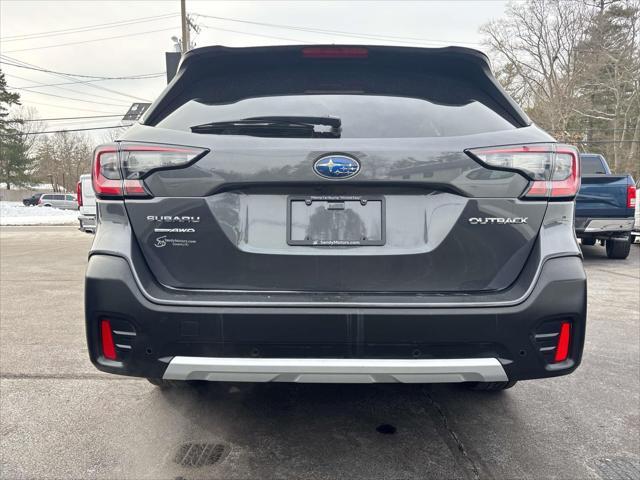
287;195;385;246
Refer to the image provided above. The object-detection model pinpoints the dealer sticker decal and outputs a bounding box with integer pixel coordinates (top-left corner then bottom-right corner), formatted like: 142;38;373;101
153;236;197;248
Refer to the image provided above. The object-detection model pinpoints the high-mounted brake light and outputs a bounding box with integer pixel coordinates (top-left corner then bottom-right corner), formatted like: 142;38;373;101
554;322;571;363
302;46;369;58
627;184;637;209
466;144;580;199
100;319;117;361
92;143;207;199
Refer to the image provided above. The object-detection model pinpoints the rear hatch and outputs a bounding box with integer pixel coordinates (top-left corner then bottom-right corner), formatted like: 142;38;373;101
112;45;561;294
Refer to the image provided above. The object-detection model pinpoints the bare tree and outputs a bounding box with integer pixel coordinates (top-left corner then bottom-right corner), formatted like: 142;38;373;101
481;0;640;177
100;126;127;143
35;131;93;192
482;0;593;135
576;1;640;173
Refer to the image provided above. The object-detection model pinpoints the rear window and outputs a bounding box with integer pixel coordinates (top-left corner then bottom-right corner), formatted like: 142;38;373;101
581;155;607;175
156;94;515;138
147;50;528;132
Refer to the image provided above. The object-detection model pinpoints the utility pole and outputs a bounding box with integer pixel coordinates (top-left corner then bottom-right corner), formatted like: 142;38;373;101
180;0;190;55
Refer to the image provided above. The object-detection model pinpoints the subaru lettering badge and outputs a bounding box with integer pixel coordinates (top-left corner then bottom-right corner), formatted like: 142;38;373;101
313;155;361;179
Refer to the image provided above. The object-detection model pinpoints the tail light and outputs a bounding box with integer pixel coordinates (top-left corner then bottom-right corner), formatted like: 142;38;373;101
627;184;637;208
100;319;117;361
92;143;208;199
37;196;42;205
466;144;580;199
76;181;83;207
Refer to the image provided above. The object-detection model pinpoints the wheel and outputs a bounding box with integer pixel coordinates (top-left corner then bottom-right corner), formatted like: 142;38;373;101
146;378;185;389
466;380;517;391
581;238;596;246
605;237;631;259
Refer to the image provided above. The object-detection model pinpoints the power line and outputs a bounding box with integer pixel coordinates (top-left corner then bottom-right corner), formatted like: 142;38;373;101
16;114;124;122
3;26;180;54
7;77;132;106
1;13;178;42
199;24;310;44
16;99;123;114
4;73;144;104
0;59;164;80
7;72;102;90
3;70;162;103
0;55;156;102
8;85;130;107
29;118;128;130
6;78;112;89
195;13;481;47
1;125;127;136
74;81;153;103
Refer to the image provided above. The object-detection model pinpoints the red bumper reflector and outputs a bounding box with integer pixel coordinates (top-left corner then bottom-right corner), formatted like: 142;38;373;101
554;322;571;362
100;319;117;360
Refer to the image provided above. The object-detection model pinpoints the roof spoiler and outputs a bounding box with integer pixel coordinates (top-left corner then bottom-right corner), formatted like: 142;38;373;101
143;44;529;127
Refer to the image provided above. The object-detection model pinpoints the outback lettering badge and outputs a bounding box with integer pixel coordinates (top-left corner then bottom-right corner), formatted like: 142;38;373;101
468;217;528;225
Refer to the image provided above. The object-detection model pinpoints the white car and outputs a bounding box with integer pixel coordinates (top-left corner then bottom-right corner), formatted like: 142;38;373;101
77;174;96;233
38;193;78;210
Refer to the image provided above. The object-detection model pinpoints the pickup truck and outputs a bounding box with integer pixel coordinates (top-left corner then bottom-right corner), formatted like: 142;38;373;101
76;174;96;233
575;153;636;259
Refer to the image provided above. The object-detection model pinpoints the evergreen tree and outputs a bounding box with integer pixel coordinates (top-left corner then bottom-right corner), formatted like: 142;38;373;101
576;2;640;175
0;68;33;190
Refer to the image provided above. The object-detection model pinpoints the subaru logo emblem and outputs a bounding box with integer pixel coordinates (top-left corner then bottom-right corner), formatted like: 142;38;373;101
313;154;361;179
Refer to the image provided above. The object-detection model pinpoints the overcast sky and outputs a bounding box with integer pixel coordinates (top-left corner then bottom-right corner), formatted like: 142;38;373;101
0;0;509;138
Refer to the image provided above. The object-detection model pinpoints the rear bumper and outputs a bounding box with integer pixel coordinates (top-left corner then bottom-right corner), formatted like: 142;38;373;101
78;214;96;231
163;357;507;383
85;254;587;383
575;217;634;234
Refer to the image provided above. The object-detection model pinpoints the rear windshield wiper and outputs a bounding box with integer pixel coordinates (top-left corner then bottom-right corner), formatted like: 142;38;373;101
190;116;341;138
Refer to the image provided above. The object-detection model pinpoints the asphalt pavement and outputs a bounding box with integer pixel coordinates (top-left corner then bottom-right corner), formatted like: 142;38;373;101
1;226;638;480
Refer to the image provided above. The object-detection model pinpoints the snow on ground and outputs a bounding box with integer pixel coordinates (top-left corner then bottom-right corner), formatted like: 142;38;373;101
0;202;78;226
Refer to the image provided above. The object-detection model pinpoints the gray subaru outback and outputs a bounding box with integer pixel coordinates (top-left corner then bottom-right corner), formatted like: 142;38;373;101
85;45;586;391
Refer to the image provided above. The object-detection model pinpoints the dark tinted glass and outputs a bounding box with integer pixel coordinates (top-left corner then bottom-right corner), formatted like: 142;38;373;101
581;156;606;175
157;95;515;138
